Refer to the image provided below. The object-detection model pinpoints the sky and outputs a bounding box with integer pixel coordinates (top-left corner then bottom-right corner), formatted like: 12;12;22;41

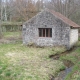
34;0;51;2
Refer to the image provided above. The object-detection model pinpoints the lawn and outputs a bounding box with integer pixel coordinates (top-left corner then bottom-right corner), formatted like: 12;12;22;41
1;31;80;80
0;42;65;80
0;31;22;44
3;31;21;39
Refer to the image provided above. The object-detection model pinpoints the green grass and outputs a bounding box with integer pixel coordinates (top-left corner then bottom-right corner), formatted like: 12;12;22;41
0;43;65;80
2;31;80;80
3;32;21;38
60;42;80;80
1;22;22;26
0;31;22;44
78;37;80;41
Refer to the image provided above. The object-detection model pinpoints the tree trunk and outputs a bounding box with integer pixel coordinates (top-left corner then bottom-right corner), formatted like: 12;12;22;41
0;0;2;38
0;20;2;39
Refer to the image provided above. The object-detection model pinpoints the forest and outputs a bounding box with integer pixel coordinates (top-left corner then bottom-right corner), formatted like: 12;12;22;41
0;0;80;23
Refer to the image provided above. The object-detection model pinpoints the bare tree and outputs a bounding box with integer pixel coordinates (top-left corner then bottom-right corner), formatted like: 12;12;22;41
0;0;80;25
13;0;37;21
36;0;44;11
0;0;2;38
47;0;78;18
4;0;8;21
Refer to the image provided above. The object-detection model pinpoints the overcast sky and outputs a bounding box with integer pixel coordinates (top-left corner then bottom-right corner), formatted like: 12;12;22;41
34;0;50;2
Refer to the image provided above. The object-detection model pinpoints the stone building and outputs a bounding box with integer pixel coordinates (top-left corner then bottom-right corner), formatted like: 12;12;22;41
22;9;80;49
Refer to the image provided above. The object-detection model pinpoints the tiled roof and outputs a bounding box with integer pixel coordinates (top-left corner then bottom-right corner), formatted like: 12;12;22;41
48;9;80;28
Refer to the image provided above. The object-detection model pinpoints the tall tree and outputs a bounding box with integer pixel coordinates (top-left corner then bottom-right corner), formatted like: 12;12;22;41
0;0;2;38
13;0;37;21
4;0;7;21
36;0;44;11
48;0;77;18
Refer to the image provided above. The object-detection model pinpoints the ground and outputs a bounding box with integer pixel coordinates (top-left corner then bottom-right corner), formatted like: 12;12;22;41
0;43;66;80
0;31;80;80
0;32;66;80
60;41;80;80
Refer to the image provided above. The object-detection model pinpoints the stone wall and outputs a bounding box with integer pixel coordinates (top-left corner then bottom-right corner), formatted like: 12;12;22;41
23;10;71;48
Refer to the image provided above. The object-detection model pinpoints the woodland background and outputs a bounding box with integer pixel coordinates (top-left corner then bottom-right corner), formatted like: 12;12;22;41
0;0;80;37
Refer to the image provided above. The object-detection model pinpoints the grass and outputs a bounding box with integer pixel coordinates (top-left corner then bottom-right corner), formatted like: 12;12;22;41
3;32;21;39
0;42;65;80
60;41;80;80
1;31;80;80
0;31;22;44
78;37;80;41
1;22;22;26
